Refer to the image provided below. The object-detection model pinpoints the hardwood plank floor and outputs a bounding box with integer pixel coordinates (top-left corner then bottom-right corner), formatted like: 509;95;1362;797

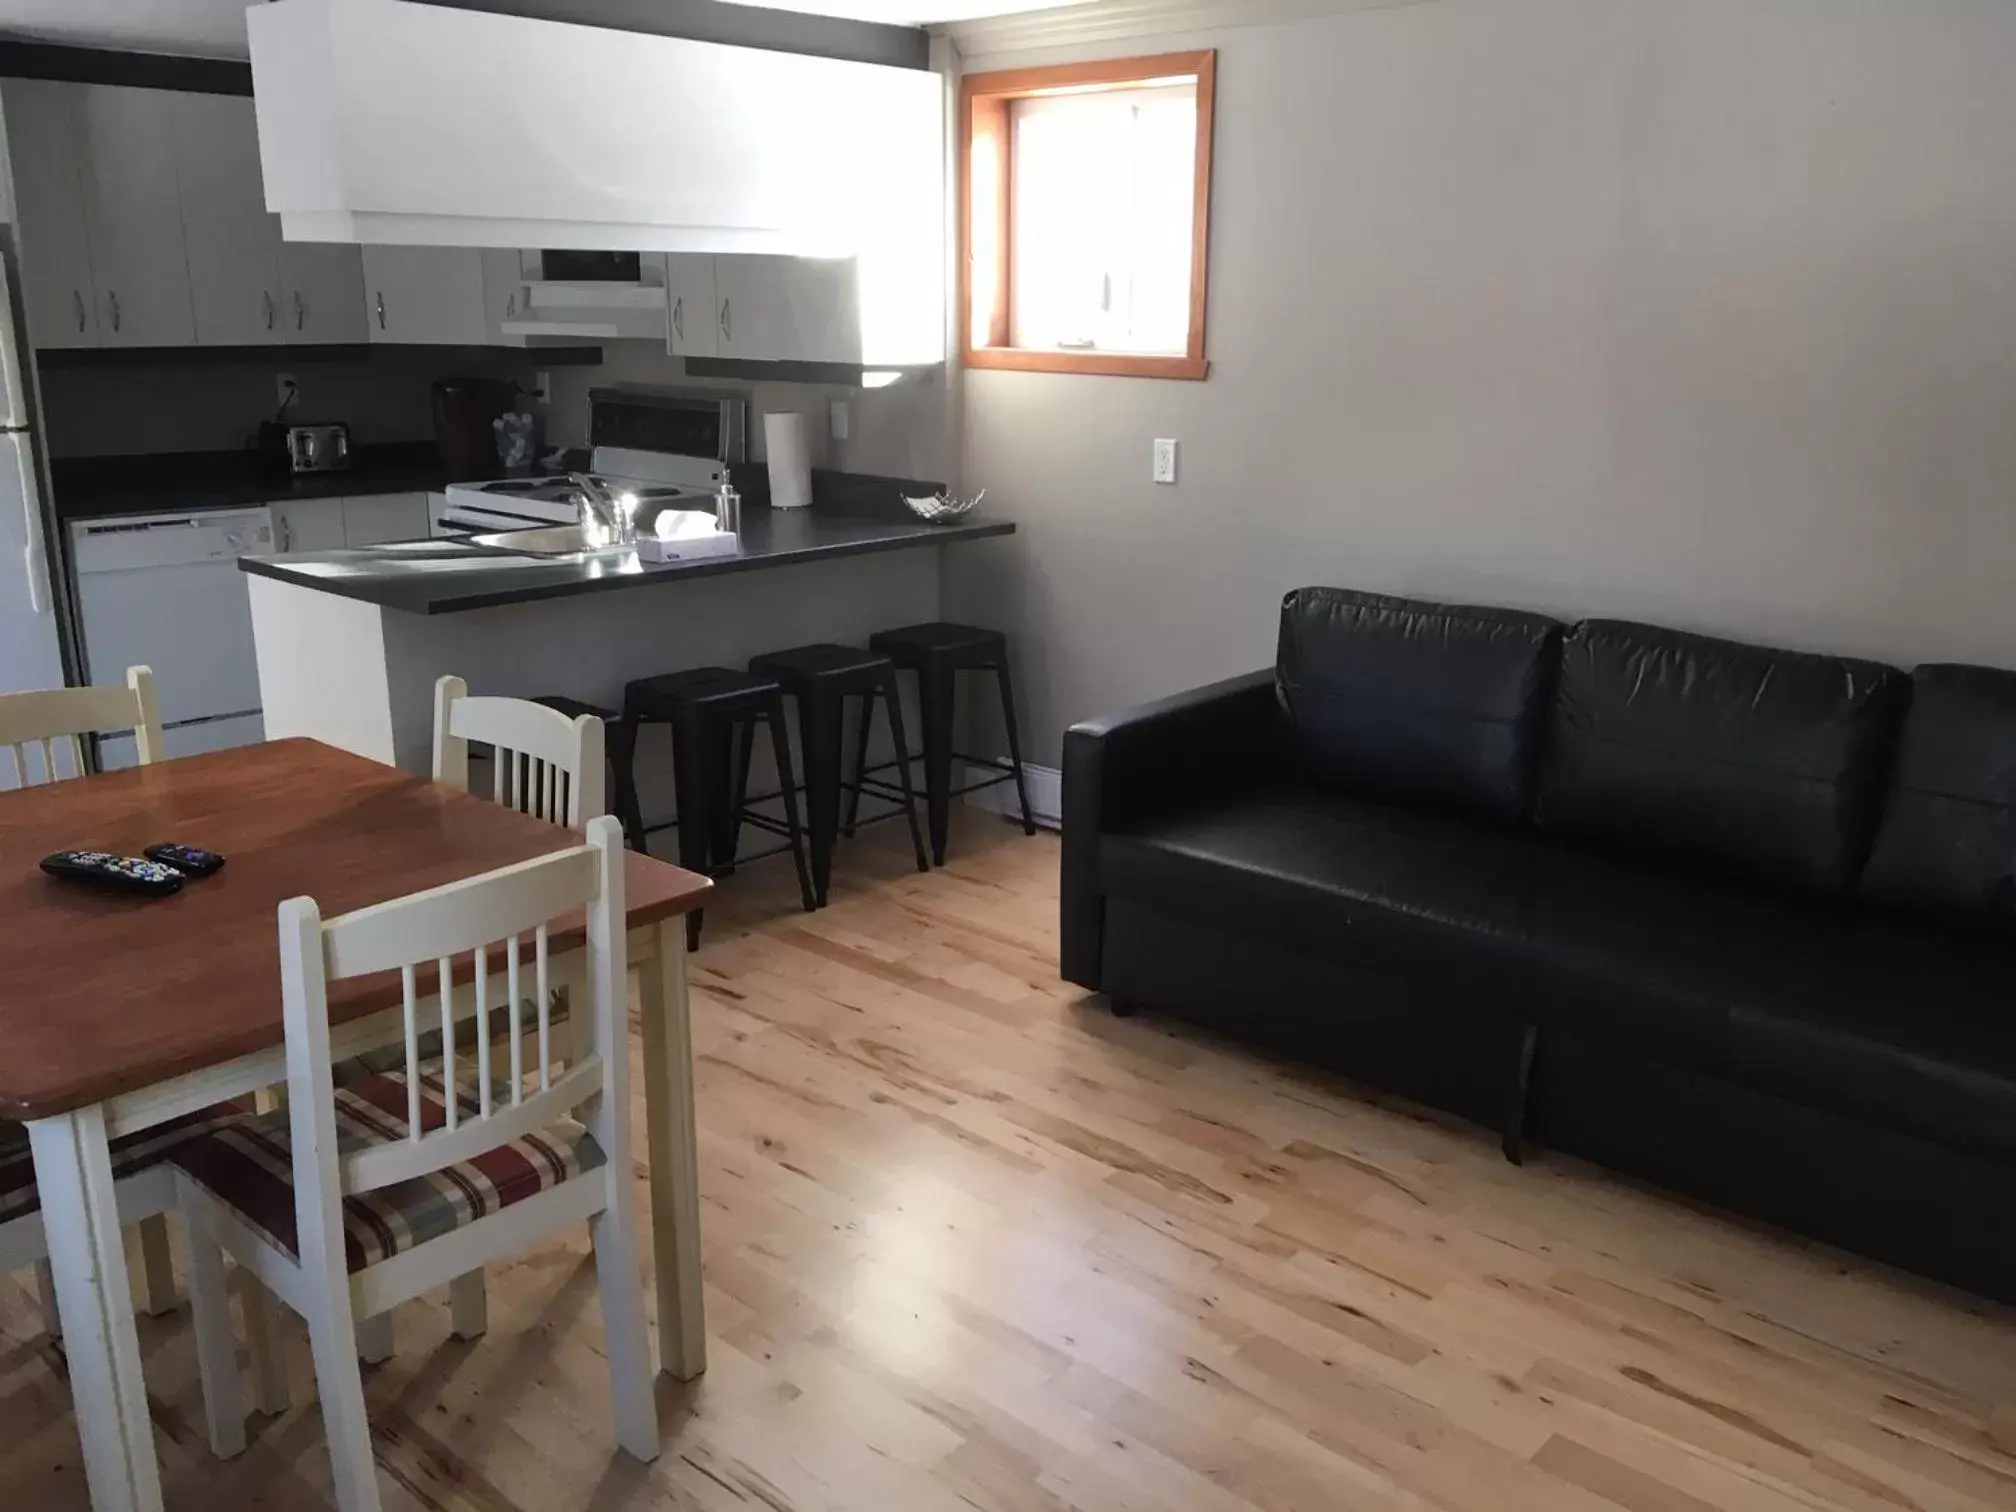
5;812;2015;1511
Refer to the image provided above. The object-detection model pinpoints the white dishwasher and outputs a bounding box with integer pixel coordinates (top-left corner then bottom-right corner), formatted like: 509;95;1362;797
69;507;274;768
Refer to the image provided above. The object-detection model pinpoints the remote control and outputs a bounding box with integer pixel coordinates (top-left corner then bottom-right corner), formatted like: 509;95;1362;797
144;843;226;877
41;851;186;897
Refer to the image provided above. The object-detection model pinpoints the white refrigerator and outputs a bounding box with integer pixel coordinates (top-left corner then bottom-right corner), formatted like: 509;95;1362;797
0;249;66;696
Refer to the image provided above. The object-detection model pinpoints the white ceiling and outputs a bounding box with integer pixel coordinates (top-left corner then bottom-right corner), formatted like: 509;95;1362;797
720;0;1069;20
0;0;254;58
0;0;1076;59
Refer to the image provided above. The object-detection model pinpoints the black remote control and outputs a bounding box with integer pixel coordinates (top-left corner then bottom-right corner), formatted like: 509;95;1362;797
41;851;186;897
145;843;226;877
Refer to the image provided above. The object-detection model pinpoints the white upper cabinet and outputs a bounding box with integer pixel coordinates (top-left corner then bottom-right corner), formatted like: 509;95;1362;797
481;248;536;345
3;80;101;349
248;0;943;262
664;254;718;360
361;245;488;344
279;240;368;344
714;256;863;365
171;92;285;345
72;85;196;347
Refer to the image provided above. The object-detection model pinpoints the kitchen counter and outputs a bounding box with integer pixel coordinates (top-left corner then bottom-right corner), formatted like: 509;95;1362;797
239;503;1014;614
241;492;1013;786
52;443;453;521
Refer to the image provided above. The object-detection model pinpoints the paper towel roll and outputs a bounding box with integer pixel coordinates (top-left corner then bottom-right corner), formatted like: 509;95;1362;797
764;412;813;510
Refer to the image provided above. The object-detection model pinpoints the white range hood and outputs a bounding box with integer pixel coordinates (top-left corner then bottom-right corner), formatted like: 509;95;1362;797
245;0;944;257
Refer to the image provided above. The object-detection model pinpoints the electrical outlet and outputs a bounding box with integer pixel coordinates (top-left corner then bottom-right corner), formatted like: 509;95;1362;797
1153;438;1179;484
532;370;551;402
275;373;299;409
830;399;851;443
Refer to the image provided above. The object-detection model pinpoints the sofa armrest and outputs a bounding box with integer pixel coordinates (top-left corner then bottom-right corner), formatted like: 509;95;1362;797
1060;669;1284;988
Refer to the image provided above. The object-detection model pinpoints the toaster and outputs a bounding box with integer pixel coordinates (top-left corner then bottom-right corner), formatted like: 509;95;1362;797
258;421;351;475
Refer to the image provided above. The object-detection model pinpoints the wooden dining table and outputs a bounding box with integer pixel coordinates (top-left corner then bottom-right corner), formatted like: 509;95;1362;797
0;737;713;1512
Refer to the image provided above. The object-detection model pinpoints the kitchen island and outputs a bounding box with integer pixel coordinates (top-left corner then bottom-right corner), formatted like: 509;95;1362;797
241;502;1014;797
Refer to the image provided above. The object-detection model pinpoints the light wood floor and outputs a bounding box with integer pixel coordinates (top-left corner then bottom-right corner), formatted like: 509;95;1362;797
6;812;2016;1511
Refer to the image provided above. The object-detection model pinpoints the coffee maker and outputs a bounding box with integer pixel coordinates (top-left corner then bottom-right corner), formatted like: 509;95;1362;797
429;376;519;480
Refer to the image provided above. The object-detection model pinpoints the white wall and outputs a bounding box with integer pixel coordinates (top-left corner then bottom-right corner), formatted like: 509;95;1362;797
949;0;2016;757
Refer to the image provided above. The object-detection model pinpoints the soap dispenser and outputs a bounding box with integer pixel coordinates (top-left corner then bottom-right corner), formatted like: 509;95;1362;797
714;469;741;538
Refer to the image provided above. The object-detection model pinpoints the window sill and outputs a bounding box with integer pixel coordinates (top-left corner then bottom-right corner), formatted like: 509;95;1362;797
964;346;1209;381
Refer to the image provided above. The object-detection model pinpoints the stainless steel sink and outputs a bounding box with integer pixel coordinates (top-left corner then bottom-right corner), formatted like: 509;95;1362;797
468;525;627;557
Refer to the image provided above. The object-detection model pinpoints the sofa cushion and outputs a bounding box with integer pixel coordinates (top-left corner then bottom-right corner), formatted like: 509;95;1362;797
1099;782;1541;993
1539;620;1906;893
1521;843;2016;1160
1861;664;2016;932
1275;587;1562;823
1103;782;2016;1161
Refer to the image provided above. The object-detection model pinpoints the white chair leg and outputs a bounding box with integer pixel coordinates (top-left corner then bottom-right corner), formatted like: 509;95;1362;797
241;1277;291;1416
305;1302;383;1512
135;1214;177;1316
449;1272;487;1340
183;1215;246;1459
590;1205;659;1462
355;1312;393;1364
33;1258;61;1340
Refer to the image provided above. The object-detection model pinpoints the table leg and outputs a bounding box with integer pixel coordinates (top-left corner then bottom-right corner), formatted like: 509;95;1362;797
637;917;706;1380
135;1215;176;1316
28;1106;166;1512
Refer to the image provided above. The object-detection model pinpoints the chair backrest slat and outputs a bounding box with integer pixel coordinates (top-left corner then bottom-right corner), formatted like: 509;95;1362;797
400;964;421;1141
282;817;628;1200
536;923;552;1093
507;932;524;1104
0;667;163;790
433;675;605;831
437;953;457;1132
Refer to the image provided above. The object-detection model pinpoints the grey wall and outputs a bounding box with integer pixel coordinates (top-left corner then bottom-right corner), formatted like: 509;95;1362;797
948;0;2016;760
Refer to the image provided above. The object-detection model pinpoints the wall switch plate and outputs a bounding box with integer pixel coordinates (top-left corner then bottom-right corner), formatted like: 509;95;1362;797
1153;438;1179;484
276;373;299;409
830;399;851;442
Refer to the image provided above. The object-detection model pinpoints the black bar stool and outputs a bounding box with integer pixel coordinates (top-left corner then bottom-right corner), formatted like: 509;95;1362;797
620;668;816;949
746;643;929;906
529;695;647;852
851;622;1036;865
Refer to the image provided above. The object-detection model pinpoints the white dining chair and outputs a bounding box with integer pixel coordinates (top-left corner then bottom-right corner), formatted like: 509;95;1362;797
374;674;607;1354
432;673;605;828
0;663;161;788
0;665;180;1333
170;817;657;1511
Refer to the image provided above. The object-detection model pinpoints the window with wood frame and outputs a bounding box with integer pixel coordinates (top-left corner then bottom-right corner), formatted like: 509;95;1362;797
961;52;1216;380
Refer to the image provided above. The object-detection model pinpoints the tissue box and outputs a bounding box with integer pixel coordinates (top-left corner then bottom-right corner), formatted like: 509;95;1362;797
636;531;740;563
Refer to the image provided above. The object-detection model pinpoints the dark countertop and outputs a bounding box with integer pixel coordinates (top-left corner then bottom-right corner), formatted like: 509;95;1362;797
52;443;453;521
238;502;1013;615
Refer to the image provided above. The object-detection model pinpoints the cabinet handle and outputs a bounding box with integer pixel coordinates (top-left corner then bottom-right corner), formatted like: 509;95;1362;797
720;298;731;343
108;290;121;333
672;296;683;342
294;290;305;331
73;289;86;332
263;291;276;330
375;291;386;331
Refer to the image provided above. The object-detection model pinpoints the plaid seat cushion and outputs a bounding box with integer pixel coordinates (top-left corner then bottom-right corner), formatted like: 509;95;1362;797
169;1069;603;1273
0;1105;245;1225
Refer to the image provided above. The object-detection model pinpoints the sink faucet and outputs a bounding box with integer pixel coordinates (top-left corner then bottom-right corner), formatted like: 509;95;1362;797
570;473;635;546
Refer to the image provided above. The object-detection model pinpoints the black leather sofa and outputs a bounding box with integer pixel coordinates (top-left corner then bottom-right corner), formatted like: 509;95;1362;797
1063;587;2016;1302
